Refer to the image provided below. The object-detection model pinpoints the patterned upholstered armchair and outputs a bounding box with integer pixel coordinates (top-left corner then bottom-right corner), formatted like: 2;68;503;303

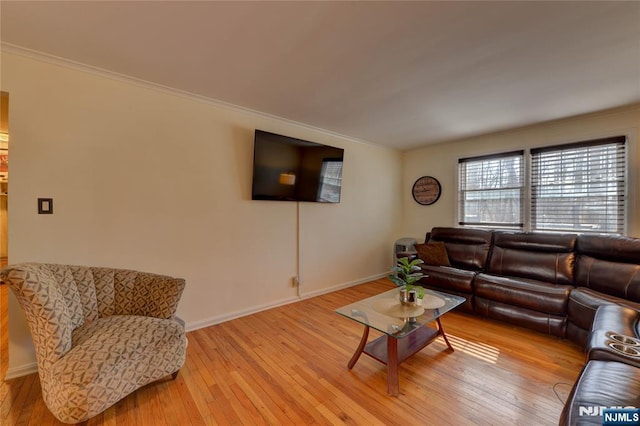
1;263;187;424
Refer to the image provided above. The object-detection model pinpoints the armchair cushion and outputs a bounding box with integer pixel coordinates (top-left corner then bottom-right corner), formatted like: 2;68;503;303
47;315;186;423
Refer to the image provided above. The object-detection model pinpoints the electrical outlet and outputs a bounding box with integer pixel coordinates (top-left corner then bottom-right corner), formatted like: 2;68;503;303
292;276;299;287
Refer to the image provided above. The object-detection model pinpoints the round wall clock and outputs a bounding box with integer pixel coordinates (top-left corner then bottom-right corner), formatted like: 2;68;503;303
412;176;441;205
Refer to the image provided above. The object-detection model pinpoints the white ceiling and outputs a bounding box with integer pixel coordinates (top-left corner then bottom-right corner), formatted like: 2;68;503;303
1;1;639;150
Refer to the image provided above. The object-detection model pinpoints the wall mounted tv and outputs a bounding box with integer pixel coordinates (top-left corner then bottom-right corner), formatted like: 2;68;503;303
251;130;344;203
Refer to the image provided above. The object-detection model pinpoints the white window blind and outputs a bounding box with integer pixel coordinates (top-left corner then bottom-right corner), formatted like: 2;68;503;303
531;136;626;234
458;151;524;228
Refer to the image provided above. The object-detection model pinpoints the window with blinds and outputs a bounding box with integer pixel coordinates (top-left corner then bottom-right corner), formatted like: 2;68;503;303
531;136;626;234
458;151;524;228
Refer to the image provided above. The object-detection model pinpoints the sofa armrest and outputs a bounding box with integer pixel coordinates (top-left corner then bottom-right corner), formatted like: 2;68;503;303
591;303;640;336
585;304;640;367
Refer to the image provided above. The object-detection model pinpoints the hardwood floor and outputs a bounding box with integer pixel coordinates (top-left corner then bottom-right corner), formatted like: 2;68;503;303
1;279;584;425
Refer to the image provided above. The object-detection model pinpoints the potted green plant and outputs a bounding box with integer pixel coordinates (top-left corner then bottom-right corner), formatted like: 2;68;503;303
388;257;426;305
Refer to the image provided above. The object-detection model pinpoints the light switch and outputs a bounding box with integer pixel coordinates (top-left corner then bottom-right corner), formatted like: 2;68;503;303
38;198;53;214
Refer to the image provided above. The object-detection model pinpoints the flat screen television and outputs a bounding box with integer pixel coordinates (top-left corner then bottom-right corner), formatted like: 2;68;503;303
251;130;344;203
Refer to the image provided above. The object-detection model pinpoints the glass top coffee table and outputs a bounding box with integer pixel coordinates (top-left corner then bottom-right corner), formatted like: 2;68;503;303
335;287;465;396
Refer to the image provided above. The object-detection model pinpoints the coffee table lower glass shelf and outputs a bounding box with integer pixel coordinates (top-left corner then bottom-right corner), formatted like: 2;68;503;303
335;287;465;396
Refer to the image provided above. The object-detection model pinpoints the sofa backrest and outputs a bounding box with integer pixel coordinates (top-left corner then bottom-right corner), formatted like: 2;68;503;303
575;235;640;302
488;232;577;285
428;227;493;271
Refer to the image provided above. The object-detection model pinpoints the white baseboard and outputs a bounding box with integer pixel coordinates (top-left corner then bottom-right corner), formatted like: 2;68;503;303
185;295;300;332
4;362;38;381
185;272;388;333
298;272;388;299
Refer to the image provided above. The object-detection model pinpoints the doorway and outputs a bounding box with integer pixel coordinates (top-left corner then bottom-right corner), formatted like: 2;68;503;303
1;91;9;378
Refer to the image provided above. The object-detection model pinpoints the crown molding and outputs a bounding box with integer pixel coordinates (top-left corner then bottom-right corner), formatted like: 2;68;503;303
0;42;386;150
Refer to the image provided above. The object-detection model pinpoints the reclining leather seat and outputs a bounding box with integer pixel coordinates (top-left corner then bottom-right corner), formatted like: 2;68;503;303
560;360;640;425
561;304;640;425
567;234;640;346
419;227;493;312
474;232;576;337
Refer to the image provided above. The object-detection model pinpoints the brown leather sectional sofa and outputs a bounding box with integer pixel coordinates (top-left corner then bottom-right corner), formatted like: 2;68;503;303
416;227;640;425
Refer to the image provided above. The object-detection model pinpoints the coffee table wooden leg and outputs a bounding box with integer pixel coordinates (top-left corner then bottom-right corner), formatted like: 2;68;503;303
348;326;370;369
436;317;454;351
387;336;399;396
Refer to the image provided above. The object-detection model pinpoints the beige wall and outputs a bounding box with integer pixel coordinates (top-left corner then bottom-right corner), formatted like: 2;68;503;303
1;51;403;376
402;104;640;241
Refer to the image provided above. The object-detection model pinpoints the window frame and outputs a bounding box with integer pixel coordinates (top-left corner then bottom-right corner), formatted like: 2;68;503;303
530;136;627;235
457;150;525;229
456;135;628;235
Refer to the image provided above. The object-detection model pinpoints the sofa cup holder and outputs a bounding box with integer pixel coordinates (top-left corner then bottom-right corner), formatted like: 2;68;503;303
605;331;640;346
607;341;640;357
